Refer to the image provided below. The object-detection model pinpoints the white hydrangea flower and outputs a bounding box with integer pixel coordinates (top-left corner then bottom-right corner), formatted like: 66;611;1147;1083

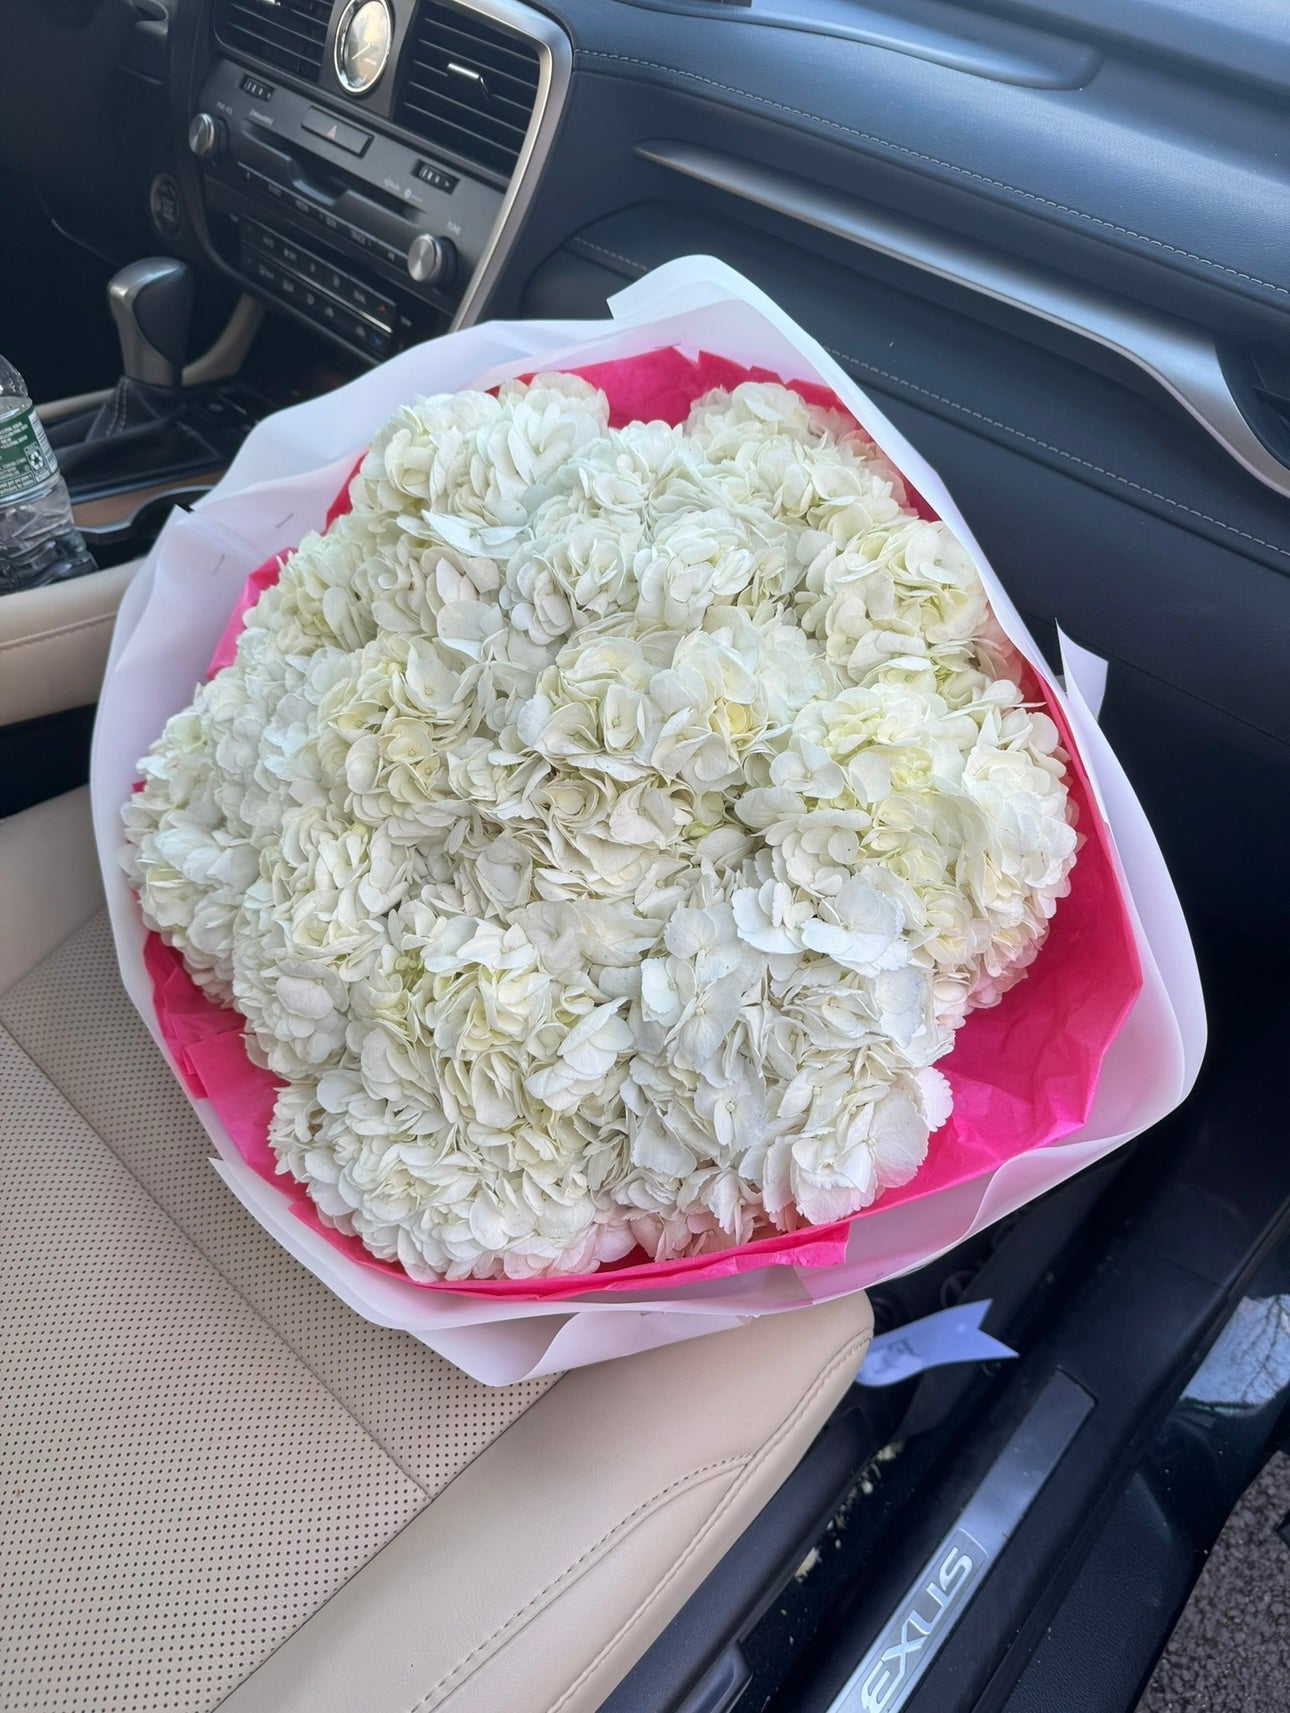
123;375;1078;1279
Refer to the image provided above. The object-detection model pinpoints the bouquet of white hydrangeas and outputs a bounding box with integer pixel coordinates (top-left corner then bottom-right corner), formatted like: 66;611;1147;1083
121;367;1078;1283
94;258;1200;1381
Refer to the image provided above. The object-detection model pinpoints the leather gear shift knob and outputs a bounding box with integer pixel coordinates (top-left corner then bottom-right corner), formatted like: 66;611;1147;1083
107;258;194;391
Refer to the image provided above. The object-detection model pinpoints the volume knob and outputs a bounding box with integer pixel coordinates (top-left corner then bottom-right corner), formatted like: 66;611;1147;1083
406;233;455;287
187;112;226;160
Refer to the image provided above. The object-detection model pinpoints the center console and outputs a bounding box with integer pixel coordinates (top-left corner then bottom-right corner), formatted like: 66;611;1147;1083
184;0;570;362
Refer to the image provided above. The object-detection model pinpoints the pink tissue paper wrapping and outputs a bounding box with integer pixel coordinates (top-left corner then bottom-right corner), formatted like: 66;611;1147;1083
140;344;1141;1304
93;257;1203;1380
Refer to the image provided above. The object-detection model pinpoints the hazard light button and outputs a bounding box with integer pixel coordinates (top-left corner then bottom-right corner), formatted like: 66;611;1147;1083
302;107;372;157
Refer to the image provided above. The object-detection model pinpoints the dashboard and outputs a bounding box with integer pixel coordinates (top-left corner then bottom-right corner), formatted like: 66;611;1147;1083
176;0;569;361
4;0;1290;943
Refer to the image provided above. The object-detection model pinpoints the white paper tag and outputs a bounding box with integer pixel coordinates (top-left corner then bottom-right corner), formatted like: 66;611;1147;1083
1057;629;1109;723
856;1300;1017;1388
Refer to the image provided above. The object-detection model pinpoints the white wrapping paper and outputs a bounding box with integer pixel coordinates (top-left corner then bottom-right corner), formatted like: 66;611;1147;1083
91;258;1205;1384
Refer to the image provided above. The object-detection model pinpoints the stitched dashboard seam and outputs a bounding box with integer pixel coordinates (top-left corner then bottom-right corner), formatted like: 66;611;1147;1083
566;236;1290;565
569;237;647;274
822;345;1290;565
574;48;1290;300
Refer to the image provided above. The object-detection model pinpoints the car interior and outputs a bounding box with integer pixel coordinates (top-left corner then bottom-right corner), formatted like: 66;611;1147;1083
2;1;1290;1710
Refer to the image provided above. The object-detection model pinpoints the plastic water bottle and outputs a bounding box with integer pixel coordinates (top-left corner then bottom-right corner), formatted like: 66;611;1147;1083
0;354;96;594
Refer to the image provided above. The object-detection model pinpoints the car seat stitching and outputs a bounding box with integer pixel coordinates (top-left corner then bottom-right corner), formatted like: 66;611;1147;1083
408;1459;748;1711
0;1005;432;1497
543;1328;874;1713
0;612;115;652
412;1326;869;1712
574;50;1290;299
566;237;1290;565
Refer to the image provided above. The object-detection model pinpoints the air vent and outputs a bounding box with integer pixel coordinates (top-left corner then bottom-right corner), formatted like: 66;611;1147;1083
214;0;333;83
395;2;541;182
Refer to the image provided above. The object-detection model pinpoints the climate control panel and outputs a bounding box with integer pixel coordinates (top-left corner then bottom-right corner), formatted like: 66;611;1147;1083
240;220;401;356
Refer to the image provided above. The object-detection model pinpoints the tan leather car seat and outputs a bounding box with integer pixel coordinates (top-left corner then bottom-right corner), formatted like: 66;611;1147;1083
0;785;872;1713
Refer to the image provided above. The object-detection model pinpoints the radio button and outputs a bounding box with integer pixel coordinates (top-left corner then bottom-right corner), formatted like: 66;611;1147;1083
245;256;279;291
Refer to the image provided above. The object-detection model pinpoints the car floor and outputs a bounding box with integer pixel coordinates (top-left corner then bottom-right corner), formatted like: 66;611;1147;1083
1139;1453;1290;1712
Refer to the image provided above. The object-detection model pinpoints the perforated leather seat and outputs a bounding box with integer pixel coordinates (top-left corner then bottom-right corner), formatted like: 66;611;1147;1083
0;787;872;1713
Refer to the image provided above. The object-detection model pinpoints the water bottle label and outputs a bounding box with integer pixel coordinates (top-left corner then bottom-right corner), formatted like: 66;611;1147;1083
0;405;60;504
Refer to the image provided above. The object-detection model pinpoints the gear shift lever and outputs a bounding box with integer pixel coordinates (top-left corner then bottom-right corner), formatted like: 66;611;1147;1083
46;257;201;494
107;258;194;390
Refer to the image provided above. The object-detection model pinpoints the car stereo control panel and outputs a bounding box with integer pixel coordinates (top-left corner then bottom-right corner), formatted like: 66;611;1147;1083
185;0;561;361
191;56;502;358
